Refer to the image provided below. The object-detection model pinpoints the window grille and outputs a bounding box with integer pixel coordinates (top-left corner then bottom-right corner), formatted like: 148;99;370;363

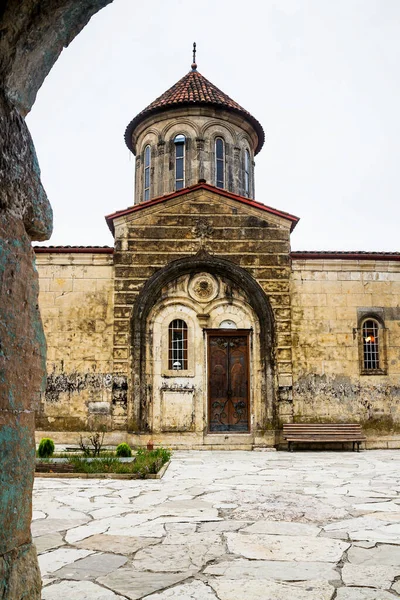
362;319;380;370
215;138;225;188
168;319;188;370
244;149;250;197
144;145;151;201
174;135;185;190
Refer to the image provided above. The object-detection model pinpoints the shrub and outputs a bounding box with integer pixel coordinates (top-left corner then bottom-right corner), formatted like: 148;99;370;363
38;438;55;458
132;447;172;478
116;443;132;457
78;429;106;457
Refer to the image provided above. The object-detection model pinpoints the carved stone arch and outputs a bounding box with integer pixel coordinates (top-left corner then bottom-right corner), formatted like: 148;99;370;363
357;310;385;330
140;127;160;148
140;133;158;157
130;252;275;431
147;294;203;324
161;118;200;140
237;131;253;149
200;119;237;144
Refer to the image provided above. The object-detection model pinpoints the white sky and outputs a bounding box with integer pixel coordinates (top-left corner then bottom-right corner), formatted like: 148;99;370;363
27;0;400;251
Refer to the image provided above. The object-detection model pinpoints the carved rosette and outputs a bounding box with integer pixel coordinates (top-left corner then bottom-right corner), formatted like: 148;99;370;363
188;273;219;303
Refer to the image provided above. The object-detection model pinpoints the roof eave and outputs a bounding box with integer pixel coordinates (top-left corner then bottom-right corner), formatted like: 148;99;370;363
291;251;400;261
105;182;299;235
124;103;265;156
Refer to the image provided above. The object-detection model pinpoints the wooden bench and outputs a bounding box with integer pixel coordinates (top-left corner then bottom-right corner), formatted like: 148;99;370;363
283;423;366;452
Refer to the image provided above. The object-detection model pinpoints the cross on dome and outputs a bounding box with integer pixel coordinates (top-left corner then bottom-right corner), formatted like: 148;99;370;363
191;42;197;71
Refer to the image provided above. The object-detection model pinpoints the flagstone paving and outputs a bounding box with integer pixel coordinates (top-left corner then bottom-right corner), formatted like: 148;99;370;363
33;450;400;599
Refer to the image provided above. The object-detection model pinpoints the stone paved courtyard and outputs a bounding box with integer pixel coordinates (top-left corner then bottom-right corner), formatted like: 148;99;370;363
33;450;400;599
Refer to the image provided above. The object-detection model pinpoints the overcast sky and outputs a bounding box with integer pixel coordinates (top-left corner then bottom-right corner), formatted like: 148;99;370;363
27;0;400;251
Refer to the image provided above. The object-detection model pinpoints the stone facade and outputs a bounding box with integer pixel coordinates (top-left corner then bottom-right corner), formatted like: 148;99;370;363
35;204;400;449
111;185;294;447
33;63;400;451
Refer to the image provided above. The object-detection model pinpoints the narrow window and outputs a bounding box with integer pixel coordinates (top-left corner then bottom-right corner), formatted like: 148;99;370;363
244;149;251;197
174;134;185;190
215;137;225;188
144;145;151;201
169;319;188;370
362;319;380;370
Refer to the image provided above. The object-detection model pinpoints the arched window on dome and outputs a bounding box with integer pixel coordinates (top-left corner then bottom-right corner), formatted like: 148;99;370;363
215;137;225;189
168;319;188;370
244;149;251;197
144;145;151;201
174;134;186;190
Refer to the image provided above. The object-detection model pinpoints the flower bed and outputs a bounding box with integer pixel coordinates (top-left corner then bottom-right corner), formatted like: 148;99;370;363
35;448;172;479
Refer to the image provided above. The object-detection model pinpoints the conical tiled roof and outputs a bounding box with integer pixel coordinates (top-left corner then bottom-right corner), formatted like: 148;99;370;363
124;69;265;154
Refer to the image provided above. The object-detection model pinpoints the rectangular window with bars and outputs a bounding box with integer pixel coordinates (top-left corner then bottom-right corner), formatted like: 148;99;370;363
362;319;380;370
168;319;188;370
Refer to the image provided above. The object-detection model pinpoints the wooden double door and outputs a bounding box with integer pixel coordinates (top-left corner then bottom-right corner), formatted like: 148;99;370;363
208;331;249;432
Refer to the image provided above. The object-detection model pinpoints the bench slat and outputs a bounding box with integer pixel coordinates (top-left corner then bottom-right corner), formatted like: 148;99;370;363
282;423;366;451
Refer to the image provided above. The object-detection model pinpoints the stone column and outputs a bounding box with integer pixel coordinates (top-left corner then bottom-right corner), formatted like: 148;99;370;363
0;92;52;599
0;214;44;599
0;2;114;595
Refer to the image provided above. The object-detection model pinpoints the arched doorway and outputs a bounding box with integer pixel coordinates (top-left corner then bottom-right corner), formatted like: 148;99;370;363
130;252;276;444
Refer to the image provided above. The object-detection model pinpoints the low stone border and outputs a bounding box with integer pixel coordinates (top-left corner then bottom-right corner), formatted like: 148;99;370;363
34;460;171;480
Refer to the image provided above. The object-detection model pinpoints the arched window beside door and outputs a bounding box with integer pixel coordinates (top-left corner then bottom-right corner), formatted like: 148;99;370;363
169;319;188;370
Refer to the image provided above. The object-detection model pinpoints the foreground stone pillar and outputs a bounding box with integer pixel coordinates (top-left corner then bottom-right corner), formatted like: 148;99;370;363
0;2;113;595
0;215;44;598
0;90;51;598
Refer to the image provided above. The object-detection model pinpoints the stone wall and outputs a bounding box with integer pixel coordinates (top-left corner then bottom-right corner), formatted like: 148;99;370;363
291;257;400;446
35;250;115;431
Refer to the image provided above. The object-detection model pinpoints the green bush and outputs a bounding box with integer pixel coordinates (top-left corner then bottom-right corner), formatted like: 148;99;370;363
116;443;132;457
38;438;55;458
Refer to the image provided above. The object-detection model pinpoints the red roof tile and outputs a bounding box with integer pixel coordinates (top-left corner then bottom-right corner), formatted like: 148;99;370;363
291;251;400;261
125;69;264;154
33;246;113;254
105;182;299;235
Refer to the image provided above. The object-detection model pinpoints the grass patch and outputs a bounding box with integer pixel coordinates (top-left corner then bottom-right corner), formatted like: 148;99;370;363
50;451;117;459
67;447;172;478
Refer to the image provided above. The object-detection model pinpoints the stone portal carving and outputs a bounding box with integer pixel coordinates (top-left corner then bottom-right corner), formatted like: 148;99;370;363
188;273;218;303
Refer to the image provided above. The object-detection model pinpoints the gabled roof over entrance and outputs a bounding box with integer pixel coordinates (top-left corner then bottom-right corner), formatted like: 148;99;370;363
105;182;300;235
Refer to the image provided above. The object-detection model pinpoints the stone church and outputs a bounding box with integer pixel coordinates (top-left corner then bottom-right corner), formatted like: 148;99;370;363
34;57;400;449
